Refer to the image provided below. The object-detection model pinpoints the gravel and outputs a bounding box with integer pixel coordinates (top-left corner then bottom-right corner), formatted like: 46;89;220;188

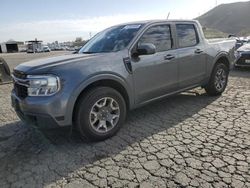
0;64;249;187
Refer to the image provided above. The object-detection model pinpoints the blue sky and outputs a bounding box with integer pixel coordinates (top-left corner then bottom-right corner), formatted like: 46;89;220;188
0;0;248;42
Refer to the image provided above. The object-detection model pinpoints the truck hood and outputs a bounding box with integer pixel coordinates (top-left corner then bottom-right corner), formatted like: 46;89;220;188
14;53;104;73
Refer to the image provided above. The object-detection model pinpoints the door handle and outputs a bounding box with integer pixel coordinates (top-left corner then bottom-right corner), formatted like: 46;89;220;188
195;49;203;54
164;54;175;60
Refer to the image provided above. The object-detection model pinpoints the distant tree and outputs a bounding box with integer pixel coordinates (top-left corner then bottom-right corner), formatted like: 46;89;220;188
75;37;83;43
73;37;86;47
202;26;207;31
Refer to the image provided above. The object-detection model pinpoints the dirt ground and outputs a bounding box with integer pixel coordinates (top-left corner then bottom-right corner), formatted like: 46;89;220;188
0;53;249;187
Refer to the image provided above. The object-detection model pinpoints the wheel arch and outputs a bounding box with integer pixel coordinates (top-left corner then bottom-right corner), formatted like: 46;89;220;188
203;53;230;88
204;53;230;96
213;52;230;70
70;74;133;125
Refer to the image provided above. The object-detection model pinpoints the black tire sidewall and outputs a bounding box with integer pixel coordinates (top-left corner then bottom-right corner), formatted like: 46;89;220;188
76;87;126;141
206;63;229;95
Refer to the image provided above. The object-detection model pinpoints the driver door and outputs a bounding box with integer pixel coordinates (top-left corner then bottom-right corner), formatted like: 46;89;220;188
131;24;178;104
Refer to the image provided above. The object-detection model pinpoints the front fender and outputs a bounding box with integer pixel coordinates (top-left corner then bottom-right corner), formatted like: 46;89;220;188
64;73;134;126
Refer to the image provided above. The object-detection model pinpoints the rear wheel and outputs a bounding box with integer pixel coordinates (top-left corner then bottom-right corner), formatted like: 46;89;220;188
75;87;126;141
205;63;229;96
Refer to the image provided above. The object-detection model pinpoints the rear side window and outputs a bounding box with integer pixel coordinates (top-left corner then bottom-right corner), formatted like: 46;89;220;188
176;24;199;48
138;25;172;52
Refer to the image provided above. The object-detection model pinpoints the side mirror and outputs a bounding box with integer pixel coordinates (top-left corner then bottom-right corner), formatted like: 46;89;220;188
228;34;237;38
137;43;156;56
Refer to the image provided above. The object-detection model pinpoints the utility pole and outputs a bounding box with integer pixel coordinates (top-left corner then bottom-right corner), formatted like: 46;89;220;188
89;32;92;39
167;12;170;20
215;0;218;6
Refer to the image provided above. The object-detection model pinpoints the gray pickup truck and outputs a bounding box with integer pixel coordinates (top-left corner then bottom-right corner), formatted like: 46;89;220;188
11;20;236;141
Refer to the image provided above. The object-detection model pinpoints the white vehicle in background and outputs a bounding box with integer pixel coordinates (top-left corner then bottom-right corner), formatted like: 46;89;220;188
43;46;51;52
247;36;250;42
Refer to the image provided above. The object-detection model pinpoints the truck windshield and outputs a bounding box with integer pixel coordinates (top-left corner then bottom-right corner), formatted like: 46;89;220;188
79;24;143;53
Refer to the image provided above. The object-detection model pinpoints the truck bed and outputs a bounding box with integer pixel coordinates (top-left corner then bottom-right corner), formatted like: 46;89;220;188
207;38;236;44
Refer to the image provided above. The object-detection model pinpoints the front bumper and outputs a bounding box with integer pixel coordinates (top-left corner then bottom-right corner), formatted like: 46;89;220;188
235;53;250;67
11;90;70;129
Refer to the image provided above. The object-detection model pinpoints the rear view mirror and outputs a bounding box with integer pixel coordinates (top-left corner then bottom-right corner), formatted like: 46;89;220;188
137;43;156;56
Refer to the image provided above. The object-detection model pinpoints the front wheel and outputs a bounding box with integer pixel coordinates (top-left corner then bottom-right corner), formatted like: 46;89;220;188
205;63;229;96
74;87;127;141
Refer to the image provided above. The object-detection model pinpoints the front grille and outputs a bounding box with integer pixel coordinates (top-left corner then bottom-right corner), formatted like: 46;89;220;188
237;56;250;65
13;70;27;79
12;70;28;99
241;53;250;58
14;83;28;99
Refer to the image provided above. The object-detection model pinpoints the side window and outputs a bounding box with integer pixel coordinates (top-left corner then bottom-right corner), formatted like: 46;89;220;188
176;24;199;48
138;25;172;52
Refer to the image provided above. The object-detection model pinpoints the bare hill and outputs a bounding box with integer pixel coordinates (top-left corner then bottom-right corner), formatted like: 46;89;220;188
197;1;250;36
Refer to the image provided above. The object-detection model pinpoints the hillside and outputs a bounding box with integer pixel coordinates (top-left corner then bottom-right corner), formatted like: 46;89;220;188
202;28;228;39
197;1;250;36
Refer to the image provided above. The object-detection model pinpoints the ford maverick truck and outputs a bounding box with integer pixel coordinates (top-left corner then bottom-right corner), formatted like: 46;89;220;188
11;20;236;141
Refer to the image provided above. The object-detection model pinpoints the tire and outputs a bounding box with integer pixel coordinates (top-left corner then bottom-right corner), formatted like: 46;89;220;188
205;63;229;96
75;87;127;141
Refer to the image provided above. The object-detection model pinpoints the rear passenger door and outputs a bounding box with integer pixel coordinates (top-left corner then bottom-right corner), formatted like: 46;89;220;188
175;23;206;89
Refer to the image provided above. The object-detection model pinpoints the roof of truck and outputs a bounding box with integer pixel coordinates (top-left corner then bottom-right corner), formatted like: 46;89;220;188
117;19;199;25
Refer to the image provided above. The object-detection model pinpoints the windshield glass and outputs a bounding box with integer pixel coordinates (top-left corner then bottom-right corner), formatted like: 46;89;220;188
79;24;143;53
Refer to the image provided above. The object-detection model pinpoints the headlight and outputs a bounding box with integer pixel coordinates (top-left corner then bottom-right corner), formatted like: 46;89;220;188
27;75;60;96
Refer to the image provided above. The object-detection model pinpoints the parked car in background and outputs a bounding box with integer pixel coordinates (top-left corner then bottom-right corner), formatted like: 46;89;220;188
43;46;51;52
11;20;236;141
235;41;250;67
27;48;35;53
51;47;64;51
232;36;250;49
235;39;244;49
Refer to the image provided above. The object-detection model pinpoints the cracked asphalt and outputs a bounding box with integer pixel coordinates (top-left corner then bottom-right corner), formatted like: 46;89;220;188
0;68;250;188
